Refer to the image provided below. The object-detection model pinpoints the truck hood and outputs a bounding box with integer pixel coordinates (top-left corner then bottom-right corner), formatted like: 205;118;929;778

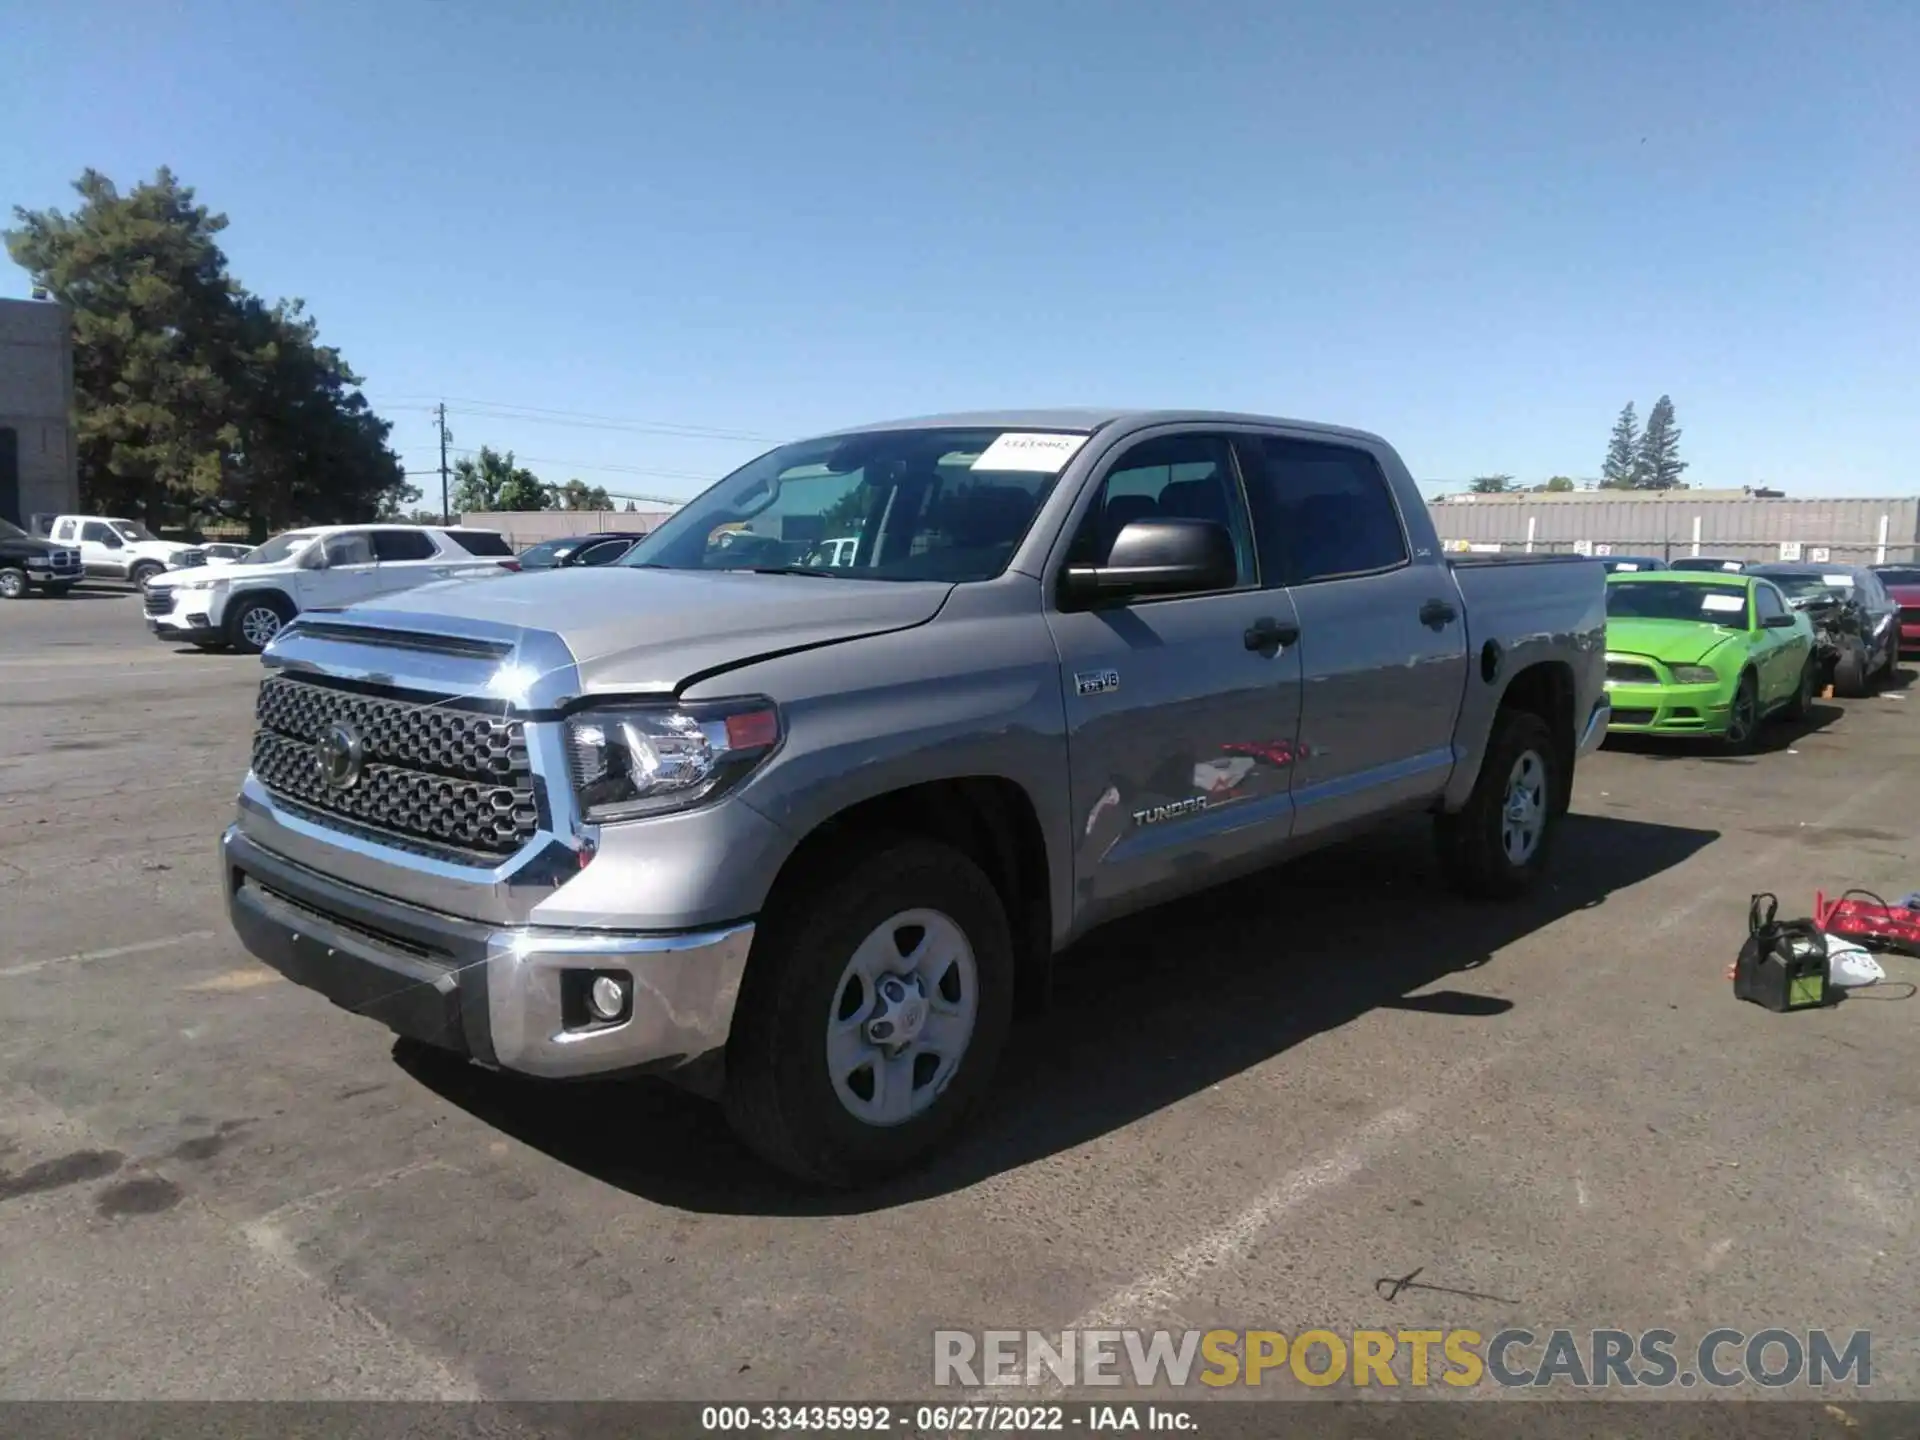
360;566;955;692
1605;619;1740;667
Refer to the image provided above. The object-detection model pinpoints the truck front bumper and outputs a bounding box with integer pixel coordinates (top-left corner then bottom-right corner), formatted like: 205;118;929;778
222;825;754;1079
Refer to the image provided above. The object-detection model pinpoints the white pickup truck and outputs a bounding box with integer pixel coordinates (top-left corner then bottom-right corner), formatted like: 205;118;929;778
44;515;204;588
144;523;519;653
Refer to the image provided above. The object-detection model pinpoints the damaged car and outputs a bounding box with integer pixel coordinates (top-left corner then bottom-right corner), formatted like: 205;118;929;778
1748;563;1899;696
1603;571;1815;750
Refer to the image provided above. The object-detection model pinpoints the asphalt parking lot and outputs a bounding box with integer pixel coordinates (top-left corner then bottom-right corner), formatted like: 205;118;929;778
2;589;1918;1409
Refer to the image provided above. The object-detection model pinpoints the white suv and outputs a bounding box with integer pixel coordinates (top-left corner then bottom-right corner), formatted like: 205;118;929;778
144;524;518;653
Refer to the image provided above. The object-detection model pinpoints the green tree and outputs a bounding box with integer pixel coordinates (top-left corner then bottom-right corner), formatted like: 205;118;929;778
5;167;408;532
1470;474;1516;494
451;446;549;513
551;478;614;511
1636;395;1687;490
1601;403;1640;488
1542;475;1576;492
6;169;238;524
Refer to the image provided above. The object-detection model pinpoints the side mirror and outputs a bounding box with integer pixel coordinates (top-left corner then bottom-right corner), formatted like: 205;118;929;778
1060;519;1238;609
1762;612;1798;628
300;548;327;570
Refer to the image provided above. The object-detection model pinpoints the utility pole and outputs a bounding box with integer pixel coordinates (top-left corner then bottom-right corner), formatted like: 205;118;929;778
437;402;451;525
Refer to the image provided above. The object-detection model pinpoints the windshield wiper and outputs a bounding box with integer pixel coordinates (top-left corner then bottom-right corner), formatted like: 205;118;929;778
744;566;842;577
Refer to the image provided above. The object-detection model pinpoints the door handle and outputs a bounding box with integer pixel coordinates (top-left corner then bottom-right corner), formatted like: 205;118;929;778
1420;598;1458;628
1244;617;1300;652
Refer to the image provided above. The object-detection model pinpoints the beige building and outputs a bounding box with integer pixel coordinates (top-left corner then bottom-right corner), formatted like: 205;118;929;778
0;296;79;527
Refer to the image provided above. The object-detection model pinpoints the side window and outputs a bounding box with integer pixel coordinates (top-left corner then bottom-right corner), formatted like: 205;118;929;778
324;532;375;567
371;529;436;562
1244;437;1409;585
1754;584;1786;623
55;520;75;541
80;521;117;545
578;538;633;566
1062;433;1257;587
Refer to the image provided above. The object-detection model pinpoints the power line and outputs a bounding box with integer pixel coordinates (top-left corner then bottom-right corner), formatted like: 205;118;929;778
442;445;716;484
372;394;779;443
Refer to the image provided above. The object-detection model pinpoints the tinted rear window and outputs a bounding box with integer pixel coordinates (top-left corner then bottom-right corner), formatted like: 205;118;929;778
446;530;514;557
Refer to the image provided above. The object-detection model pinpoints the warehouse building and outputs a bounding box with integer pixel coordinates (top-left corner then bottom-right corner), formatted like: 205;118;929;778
1431;488;1920;566
0;296;79;527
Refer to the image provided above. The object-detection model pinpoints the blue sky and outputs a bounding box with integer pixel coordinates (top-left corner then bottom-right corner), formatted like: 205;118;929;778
4;1;1916;501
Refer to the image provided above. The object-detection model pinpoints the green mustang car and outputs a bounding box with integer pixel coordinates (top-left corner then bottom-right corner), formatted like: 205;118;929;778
1604;572;1816;748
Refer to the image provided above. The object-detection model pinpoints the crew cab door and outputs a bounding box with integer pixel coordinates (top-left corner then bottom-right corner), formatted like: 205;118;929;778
1236;434;1470;839
1045;430;1304;924
76;520;135;577
301;530;379;609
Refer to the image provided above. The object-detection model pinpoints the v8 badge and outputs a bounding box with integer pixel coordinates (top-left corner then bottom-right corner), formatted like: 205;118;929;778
1075;668;1120;698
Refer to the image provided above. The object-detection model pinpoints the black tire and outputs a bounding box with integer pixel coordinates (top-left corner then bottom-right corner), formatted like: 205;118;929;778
42;582;75;597
0;566;26;601
129;561;165;590
1833;643;1869;698
226;594;294;654
723;836;1015;1189
1722;670;1761;753
1779;655;1814;721
1435;708;1557;901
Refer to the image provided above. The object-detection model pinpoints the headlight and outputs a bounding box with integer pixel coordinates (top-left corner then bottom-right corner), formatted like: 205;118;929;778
565;698;781;822
1671;665;1718;684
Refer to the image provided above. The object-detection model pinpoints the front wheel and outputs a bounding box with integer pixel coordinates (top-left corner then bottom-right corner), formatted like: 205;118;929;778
129;561;164;590
723;837;1015;1188
1722;671;1761;753
1833;642;1869;698
1435;708;1557;900
0;567;26;601
226;595;293;654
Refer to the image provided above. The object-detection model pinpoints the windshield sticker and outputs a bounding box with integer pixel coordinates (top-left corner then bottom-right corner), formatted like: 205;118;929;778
1701;593;1746;613
1822;574;1853;587
1614;562;1639;571
971;433;1089;473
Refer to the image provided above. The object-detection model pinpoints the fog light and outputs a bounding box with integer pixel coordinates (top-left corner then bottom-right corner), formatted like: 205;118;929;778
588;975;627;1021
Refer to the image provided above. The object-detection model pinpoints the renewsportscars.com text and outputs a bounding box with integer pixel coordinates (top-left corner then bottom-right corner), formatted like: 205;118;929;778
934;1328;1872;1390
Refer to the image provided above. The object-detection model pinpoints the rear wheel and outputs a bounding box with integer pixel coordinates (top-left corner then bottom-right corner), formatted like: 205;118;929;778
0;567;26;601
1722;670;1760;752
723;837;1014;1188
226;595;293;654
1435;708;1557;900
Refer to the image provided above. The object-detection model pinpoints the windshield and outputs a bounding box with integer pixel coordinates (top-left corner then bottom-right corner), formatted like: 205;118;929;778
1670;558;1744;572
623;427;1084;582
111;520;160;543
239;531;317;566
517;537;580;569
1764;572;1853;602
0;518;27;541
1606;580;1751;627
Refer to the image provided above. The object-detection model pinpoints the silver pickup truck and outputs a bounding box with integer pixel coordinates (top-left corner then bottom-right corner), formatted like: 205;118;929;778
222;410;1609;1186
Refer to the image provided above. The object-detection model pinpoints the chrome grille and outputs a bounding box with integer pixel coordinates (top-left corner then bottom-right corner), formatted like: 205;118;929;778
1606;660;1659;685
252;675;537;855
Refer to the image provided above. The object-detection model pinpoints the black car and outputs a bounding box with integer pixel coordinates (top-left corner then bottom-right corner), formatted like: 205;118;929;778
0;516;83;599
514;532;648;570
1669;556;1751;573
1598;554;1666;573
1747;562;1900;695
